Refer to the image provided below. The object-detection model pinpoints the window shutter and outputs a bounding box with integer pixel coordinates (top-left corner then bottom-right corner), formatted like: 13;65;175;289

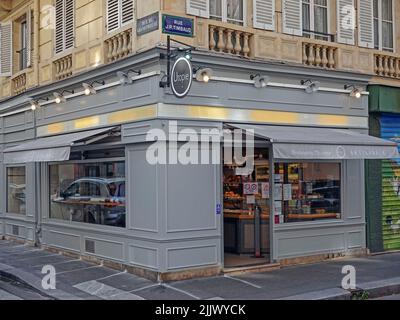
186;0;209;18
253;0;275;31
107;0;120;33
121;0;134;25
55;0;64;54
358;0;374;48
282;0;302;36
337;0;355;45
26;9;32;67
0;22;13;77
64;0;74;50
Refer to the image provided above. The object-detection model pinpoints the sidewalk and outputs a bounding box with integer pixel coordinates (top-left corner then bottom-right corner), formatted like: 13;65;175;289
0;239;399;300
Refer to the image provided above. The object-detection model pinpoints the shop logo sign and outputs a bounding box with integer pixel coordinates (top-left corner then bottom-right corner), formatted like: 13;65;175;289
171;57;193;98
336;146;346;159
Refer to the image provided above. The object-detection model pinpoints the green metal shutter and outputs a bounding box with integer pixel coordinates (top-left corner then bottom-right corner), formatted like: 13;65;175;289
381;114;400;250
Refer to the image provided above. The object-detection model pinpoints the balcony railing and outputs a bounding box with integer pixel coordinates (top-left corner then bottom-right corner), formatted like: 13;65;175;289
53;54;73;80
209;25;252;58
374;53;400;78
105;29;133;63
12;73;26;95
302;41;337;69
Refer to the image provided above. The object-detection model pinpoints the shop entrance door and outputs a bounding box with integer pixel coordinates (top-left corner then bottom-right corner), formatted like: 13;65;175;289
223;145;271;268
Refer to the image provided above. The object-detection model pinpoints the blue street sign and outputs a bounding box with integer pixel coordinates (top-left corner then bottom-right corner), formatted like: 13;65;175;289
162;14;194;38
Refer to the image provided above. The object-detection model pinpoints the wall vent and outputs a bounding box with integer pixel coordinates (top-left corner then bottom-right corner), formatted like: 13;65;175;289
85;239;95;253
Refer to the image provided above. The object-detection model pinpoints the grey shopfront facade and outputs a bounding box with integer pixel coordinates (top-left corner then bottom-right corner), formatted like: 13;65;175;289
0;48;397;280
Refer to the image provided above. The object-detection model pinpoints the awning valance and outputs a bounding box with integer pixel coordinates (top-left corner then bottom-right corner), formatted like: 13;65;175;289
228;124;400;160
3;127;116;164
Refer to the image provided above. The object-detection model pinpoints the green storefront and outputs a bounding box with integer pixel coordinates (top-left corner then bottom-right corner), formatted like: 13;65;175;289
367;85;400;252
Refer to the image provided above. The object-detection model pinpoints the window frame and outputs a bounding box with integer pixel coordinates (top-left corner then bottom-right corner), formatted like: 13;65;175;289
6;165;27;216
373;0;395;52
209;0;247;26
19;18;28;71
302;0;330;41
47;156;126;229
273;160;345;227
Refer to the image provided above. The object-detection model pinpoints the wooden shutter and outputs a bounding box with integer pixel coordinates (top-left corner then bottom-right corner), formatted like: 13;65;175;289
337;0;355;45
107;0;120;33
26;9;32;67
253;0;275;31
64;0;74;50
186;0;209;18
282;0;302;36
358;0;374;48
55;0;64;54
0;22;13;77
121;0;134;25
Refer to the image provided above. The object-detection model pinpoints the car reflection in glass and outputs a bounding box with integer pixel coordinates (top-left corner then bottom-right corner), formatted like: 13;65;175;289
52;177;125;227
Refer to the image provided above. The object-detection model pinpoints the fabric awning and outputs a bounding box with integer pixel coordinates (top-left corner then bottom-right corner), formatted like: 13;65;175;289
3;127;116;164
228;124;400;160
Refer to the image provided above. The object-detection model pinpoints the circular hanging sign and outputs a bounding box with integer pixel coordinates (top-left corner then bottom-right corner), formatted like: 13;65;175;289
171;56;193;98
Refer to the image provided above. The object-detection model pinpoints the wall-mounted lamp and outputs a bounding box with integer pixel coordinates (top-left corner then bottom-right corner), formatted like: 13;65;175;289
53;90;74;104
28;97;48;111
250;74;270;88
301;79;320;94
117;69;142;85
344;85;362;99
82;81;105;96
194;68;213;83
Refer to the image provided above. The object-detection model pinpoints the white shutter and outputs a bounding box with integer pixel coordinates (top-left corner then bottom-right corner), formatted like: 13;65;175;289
55;0;64;54
253;0;275;31
358;0;374;48
282;0;302;36
121;0;134;25
186;0;209;18
26;9;32;67
107;0;120;32
0;22;13;77
64;0;74;50
337;0;355;45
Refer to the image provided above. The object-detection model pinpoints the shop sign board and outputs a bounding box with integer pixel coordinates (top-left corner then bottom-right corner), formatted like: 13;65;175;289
137;12;159;36
162;14;194;37
171;56;193;98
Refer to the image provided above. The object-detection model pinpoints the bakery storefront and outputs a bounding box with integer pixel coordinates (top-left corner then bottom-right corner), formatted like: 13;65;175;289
222;124;399;268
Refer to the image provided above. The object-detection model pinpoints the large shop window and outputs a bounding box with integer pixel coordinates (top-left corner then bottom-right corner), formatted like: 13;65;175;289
210;0;245;25
49;161;126;228
7;167;26;215
274;162;341;223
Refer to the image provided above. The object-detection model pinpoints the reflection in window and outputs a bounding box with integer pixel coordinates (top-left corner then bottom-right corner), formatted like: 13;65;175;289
374;0;394;51
274;162;341;223
49;161;126;228
7;167;26;215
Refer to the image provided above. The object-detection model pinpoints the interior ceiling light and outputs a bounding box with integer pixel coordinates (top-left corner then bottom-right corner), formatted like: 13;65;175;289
344;85;362;99
250;74;270;88
301;79;320;94
195;68;213;83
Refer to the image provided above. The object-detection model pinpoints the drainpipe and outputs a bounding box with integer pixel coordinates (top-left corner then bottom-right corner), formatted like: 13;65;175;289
33;0;40;86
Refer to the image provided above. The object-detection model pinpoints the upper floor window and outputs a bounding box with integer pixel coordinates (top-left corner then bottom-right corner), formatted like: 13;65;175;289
373;0;394;51
302;0;329;41
55;0;75;55
106;0;134;33
210;0;245;25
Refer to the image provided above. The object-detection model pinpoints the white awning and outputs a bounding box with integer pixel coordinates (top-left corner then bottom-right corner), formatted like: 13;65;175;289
3;127;116;164
228;124;400;160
